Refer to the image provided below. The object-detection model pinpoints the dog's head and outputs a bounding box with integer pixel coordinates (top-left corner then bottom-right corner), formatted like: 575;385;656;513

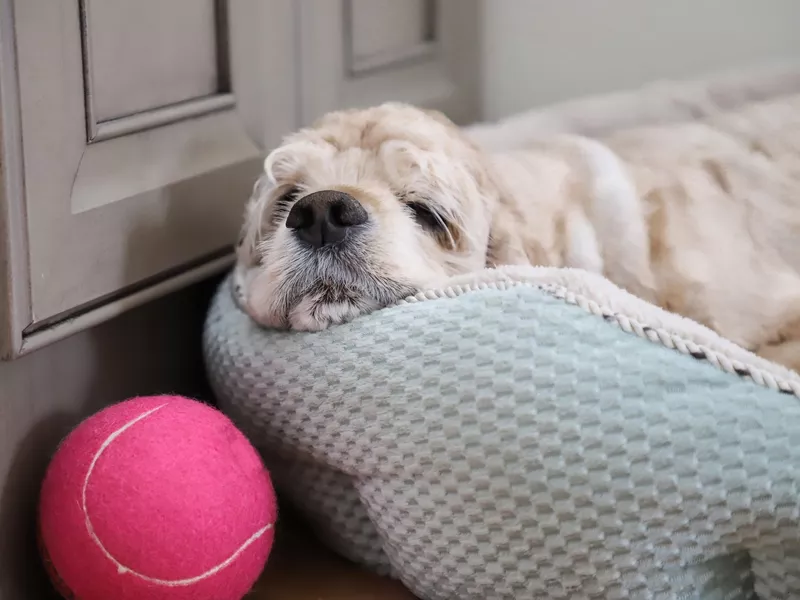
235;102;508;331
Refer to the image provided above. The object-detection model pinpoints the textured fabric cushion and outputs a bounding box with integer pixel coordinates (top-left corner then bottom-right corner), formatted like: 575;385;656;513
204;266;800;600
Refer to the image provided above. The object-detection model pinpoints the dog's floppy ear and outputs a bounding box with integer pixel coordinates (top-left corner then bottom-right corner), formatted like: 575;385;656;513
486;202;531;267
236;173;273;260
478;165;539;268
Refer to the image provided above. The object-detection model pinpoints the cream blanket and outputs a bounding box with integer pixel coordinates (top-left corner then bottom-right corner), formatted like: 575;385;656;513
467;64;800;373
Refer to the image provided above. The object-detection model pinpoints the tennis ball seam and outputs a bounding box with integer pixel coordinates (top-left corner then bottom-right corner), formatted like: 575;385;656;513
81;403;273;588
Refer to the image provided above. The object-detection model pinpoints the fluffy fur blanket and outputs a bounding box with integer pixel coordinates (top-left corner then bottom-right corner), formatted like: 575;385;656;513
466;64;800;372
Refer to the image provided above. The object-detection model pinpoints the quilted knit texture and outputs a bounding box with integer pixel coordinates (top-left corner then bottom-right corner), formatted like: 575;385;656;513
204;275;800;600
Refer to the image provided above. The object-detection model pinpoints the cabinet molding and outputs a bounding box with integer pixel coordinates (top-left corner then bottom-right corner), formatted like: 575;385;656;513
0;0;30;359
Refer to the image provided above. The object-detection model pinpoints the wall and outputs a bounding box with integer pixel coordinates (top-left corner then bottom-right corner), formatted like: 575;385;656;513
0;277;219;599
482;0;800;120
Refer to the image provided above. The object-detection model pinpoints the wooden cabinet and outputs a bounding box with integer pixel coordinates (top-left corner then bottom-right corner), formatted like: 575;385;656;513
0;0;480;358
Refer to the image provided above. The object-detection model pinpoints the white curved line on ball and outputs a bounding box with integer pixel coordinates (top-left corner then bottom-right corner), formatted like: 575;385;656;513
81;403;273;587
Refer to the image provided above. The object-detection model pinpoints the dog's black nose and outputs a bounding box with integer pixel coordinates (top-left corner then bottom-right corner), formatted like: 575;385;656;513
286;190;368;249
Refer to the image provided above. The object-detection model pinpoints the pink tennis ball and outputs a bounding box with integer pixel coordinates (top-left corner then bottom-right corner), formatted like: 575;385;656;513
38;395;277;600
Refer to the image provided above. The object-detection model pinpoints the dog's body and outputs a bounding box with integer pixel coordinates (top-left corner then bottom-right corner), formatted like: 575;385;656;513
236;99;800;372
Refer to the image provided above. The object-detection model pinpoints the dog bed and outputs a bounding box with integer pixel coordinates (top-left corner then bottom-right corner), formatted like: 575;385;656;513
204;66;800;600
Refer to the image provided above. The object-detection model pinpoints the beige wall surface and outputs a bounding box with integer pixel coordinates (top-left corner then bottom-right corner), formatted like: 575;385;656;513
482;0;800;119
0;278;219;599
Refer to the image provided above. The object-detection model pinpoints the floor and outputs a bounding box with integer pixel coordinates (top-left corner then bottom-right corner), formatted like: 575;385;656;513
250;513;417;599
32;513;416;600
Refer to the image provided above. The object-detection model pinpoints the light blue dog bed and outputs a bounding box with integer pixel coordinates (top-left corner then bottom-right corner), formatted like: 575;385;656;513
203;266;800;600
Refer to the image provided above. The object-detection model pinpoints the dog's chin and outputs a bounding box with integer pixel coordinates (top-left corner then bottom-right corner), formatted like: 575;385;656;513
236;262;418;332
285;292;381;332
273;279;414;332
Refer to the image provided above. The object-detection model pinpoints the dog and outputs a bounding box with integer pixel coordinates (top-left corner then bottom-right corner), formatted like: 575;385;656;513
234;100;800;372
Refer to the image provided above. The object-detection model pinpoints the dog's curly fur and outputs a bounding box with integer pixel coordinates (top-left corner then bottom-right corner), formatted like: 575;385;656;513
235;100;800;372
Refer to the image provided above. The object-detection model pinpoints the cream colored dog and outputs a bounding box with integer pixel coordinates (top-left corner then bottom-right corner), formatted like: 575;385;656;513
235;99;800;372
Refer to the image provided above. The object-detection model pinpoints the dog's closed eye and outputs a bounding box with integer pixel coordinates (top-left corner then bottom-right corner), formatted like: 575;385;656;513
407;201;447;232
406;201;460;250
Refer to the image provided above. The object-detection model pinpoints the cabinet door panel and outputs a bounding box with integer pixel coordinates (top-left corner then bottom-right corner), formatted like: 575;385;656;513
86;0;220;122
349;0;433;70
300;0;480;126
5;0;296;349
